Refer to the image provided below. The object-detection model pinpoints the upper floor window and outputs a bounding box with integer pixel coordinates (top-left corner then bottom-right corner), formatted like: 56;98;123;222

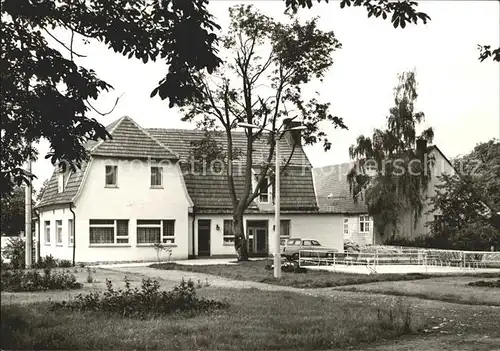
151;166;163;187
105;165;117;187
359;215;370;233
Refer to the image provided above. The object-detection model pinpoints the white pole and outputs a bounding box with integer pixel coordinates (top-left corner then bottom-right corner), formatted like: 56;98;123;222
274;135;281;279
25;159;33;268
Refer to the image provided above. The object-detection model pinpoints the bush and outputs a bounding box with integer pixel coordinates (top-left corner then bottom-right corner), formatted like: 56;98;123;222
1;267;82;292
1;237;30;269
264;261;307;273
33;255;58;269
51;278;228;318
468;279;500;288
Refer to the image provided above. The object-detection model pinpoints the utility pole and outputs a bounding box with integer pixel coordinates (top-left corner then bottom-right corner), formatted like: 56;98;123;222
25;159;33;268
274;134;281;279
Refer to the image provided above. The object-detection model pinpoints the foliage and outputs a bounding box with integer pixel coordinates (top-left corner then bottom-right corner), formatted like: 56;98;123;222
454;139;500;212
0;186;37;236
180;5;348;260
468;279;500;288
1;267;82;292
347;70;435;237
1;0;220;196
0;237;36;269
284;0;430;29
478;45;500;62
51;277;228;318
427;173;500;251
33;254;57;269
152;241;173;264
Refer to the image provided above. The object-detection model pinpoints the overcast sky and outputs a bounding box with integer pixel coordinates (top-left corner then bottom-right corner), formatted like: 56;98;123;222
31;0;500;190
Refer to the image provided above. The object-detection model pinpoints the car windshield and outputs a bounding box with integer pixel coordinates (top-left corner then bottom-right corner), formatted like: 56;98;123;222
311;240;321;246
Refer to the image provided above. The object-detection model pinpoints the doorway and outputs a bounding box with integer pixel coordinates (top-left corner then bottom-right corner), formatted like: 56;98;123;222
198;219;211;256
246;220;268;257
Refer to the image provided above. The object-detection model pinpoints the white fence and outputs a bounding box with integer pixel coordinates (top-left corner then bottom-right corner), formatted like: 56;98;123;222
298;245;500;273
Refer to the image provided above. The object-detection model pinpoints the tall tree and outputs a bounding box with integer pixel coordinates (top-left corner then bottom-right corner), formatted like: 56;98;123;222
178;5;347;260
0;186;34;236
347;71;435;238
1;0;220;197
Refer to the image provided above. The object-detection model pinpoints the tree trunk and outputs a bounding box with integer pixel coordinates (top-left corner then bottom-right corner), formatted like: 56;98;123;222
233;212;248;261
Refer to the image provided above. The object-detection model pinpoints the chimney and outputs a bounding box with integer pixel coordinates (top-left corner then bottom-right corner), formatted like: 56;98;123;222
283;118;302;146
416;139;428;158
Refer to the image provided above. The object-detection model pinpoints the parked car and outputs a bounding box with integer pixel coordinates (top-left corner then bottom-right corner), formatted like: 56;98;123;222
281;238;337;260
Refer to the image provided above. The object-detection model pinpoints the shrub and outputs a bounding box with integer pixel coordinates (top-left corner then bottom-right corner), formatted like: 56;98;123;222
468;279;500;288
33;255;58;269
1;268;82;292
58;260;73;268
1;237;27;269
52;278;228;318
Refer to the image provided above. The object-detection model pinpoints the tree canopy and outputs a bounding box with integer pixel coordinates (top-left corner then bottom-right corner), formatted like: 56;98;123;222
1;0;220;197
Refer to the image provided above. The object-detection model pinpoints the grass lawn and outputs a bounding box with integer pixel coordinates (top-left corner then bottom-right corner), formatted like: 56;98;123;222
151;260;437;288
336;276;500;306
1;287;424;350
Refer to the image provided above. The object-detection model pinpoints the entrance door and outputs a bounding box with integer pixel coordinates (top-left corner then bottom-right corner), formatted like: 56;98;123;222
246;220;268;257
198;220;211;257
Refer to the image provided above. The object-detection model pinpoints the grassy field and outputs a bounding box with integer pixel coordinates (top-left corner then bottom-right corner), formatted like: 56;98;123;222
1;286;424;350
336;276;500;306
150;260;435;288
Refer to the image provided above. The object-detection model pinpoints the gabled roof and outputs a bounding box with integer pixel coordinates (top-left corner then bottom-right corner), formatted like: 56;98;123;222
148;128;317;213
36;162;89;208
90;116;178;160
37;115;179;208
312;162;368;214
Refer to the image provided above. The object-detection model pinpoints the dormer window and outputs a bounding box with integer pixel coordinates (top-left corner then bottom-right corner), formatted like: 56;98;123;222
259;177;270;203
57;173;64;193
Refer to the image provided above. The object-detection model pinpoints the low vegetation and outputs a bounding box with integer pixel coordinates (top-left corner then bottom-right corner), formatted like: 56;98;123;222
1;268;82;292
468;279;500;288
151;260;433;288
1;286;422;350
52;278;228;318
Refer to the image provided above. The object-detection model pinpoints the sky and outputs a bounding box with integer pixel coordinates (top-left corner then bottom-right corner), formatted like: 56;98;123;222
31;0;500;191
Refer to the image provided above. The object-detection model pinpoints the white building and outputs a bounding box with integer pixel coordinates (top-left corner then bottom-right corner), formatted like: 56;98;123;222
36;116;343;263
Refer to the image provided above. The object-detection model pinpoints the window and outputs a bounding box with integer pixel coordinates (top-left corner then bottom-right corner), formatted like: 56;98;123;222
136;220;175;244
343;218;349;235
56;220;63;245
302;240;312;246
280;220;291;238
287;239;300;245
68;219;74;246
223;220;235;245
259;177;270;203
105;165;117;187
359;215;370;233
311;240;321;246
44;221;51;244
89;219;129;245
151;167;163;187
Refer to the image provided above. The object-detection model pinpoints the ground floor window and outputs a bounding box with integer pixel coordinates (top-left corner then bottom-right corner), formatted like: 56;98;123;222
44;221;51;244
359;215;370;233
223;220;235;245
280;219;291;239
89;219;129;244
56;220;63;245
343;218;349;235
136;220;175;244
68;219;74;246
